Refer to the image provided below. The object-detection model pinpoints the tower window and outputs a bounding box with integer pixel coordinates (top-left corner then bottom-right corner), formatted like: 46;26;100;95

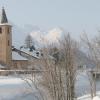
8;40;10;46
8;28;10;33
0;27;2;33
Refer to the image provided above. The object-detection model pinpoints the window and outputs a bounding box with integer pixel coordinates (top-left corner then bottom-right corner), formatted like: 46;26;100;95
8;40;10;46
36;52;39;57
0;27;2;33
8;28;10;34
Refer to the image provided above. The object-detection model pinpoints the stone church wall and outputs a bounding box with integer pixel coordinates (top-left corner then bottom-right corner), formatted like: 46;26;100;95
12;60;29;69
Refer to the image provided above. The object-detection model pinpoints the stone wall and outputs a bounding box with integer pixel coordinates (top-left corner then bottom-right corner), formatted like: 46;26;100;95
12;60;29;69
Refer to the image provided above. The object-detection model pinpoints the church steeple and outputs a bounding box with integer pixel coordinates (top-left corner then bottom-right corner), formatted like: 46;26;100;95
1;7;8;23
0;7;12;66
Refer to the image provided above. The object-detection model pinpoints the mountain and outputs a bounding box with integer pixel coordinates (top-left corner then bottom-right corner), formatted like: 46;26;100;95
30;27;64;48
45;28;63;43
74;49;95;69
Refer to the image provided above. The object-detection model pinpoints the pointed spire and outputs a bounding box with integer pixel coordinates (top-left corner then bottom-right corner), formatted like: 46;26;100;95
1;7;8;23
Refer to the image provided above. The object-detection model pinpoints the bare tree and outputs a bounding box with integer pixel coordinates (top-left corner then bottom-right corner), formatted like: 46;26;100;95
81;32;97;99
21;33;78;100
40;33;78;100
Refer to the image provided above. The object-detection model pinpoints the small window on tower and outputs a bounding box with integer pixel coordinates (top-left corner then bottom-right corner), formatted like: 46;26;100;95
8;28;10;34
8;40;10;46
0;27;2;33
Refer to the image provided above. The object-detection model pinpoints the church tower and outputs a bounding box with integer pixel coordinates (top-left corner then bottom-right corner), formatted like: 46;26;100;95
0;7;12;66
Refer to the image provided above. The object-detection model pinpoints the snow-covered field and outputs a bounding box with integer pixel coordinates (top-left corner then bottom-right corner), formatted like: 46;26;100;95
0;71;100;100
76;71;100;100
77;92;100;100
75;71;100;97
0;76;42;100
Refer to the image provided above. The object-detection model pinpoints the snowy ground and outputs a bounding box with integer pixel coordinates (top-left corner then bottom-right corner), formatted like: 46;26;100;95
77;92;100;100
0;75;43;100
75;70;100;97
0;71;100;100
76;70;100;100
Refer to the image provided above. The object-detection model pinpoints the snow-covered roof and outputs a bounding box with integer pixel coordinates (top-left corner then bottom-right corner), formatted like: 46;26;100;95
12;51;28;60
21;48;41;59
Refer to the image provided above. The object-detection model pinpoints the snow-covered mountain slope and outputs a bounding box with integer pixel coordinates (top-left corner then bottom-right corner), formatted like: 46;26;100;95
45;28;63;43
30;27;64;48
30;30;46;48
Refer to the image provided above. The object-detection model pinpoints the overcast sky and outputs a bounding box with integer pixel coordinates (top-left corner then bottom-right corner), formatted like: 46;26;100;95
0;0;100;38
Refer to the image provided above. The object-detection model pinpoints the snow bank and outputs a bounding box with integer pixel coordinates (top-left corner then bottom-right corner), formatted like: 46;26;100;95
78;93;100;100
0;76;44;100
0;77;24;85
0;76;33;100
93;96;100;100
